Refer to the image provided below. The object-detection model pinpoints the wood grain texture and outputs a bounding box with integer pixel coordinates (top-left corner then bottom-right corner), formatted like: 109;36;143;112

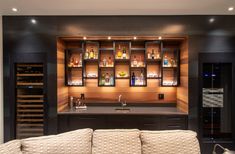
177;39;188;113
57;39;69;112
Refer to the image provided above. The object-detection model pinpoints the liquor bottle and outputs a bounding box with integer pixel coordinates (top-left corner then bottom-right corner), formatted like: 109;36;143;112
140;70;144;85
89;47;95;59
147;51;151;59
74;58;79;66
101;74;105;85
117;45;122;59
163;55;168;67
131;72;136;86
110;74;114;85
79;53;83;66
133;56;138;67
105;73;110;85
151;49;155;59
85;49;89;59
108;57;113;66
103;57;107;67
122;47;127;59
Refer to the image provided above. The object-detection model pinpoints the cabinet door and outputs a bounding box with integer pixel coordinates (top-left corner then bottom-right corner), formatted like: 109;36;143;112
139;116;160;130
160;116;187;130
68;115;106;131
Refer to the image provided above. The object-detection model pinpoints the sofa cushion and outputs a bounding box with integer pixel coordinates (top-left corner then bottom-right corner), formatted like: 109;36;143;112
21;128;93;154
141;130;200;154
0;139;22;154
92;129;141;154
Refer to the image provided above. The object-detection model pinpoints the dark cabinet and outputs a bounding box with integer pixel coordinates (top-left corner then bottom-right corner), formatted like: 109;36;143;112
58;114;187;133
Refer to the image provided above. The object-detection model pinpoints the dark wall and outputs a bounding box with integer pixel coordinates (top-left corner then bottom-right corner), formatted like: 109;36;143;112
3;16;235;142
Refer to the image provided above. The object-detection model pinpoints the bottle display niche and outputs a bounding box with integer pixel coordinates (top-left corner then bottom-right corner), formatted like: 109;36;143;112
65;40;180;87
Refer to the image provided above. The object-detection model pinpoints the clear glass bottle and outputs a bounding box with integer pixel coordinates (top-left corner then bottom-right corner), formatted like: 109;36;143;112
133;56;138;67
151;49;155;59
103;57;107;67
89;47;95;59
117;45;122;59
105;73;110;85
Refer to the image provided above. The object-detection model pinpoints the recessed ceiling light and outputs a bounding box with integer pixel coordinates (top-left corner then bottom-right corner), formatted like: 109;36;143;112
31;19;37;24
209;18;215;23
83;36;87;40
12;8;18;12
108;36;111;40
133;36;137;40
158;36;162;40
228;7;234;11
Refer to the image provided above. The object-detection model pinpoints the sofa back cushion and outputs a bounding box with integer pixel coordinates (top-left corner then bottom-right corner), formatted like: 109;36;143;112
21;128;93;154
141;130;200;154
92;129;141;154
0;139;22;154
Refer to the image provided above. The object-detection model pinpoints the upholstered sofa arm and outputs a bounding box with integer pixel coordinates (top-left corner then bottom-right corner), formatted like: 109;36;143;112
0;139;22;154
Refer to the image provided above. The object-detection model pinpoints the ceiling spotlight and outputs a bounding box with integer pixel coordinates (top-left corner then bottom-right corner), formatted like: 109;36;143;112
209;18;215;23
158;36;162;40
108;36;111;40
228;7;234;11
83;36;87;40
133;36;137;40
12;8;18;12
31;19;37;24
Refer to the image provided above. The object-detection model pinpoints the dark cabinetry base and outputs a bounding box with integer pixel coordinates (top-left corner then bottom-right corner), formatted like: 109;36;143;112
58;114;188;133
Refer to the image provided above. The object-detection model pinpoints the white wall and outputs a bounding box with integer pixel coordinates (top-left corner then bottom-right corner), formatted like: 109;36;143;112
0;15;3;143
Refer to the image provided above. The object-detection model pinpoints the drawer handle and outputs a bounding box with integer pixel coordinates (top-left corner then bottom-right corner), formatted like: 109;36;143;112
79;118;96;120
167;125;182;128
167;118;182;121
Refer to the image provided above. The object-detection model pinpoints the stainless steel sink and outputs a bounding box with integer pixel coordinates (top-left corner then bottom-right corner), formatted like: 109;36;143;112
115;108;131;113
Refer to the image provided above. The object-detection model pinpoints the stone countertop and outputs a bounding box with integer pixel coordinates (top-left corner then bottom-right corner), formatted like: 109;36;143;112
58;106;187;115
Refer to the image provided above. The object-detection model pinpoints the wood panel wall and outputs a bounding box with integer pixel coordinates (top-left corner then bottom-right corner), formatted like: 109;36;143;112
177;39;189;113
57;39;69;112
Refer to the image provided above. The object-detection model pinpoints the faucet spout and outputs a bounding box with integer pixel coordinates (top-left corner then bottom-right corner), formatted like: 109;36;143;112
118;95;122;102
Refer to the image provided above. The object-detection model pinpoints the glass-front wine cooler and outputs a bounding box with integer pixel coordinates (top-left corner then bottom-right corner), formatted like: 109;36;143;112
202;63;232;140
15;63;45;139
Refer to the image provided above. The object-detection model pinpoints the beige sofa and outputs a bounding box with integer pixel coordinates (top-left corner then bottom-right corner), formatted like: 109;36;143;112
0;129;200;154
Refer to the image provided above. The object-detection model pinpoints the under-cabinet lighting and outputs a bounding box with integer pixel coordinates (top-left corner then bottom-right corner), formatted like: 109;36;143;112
31;19;37;24
108;36;111;40
133;36;137;40
228;7;234;11
158;36;162;40
83;36;87;40
12;8;18;12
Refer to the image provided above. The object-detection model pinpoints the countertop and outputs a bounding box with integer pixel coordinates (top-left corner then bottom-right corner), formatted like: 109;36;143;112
58;106;187;115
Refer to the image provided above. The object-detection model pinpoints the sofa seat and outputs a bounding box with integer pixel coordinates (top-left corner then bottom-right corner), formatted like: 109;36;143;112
0;129;200;154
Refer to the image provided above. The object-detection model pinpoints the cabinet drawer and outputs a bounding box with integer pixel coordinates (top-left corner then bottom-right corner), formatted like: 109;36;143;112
161;123;186;130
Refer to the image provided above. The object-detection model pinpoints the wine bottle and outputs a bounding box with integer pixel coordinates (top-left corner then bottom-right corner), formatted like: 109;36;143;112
151;49;155;59
131;72;136;86
122;47;127;59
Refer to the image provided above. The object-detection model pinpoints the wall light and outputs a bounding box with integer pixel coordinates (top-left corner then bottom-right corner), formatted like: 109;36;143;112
209;18;215;23
31;19;37;24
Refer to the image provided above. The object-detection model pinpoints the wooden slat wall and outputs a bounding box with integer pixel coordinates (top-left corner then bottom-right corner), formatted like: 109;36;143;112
177;39;189;113
69;79;176;103
57;39;69;112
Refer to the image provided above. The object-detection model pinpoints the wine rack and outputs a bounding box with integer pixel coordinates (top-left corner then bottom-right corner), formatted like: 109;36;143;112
15;63;45;139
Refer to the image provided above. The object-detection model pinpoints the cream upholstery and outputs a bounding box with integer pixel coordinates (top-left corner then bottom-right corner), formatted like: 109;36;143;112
140;130;200;154
0;139;22;154
92;129;141;154
21;128;93;154
0;129;201;154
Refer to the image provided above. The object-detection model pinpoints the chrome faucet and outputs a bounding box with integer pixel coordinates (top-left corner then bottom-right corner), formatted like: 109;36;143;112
118;95;122;103
118;95;127;107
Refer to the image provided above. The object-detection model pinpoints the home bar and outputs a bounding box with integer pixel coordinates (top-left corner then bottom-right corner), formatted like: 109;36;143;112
2;15;235;154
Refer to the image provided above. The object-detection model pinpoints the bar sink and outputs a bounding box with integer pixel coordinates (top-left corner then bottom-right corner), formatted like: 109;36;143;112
115;108;131;113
